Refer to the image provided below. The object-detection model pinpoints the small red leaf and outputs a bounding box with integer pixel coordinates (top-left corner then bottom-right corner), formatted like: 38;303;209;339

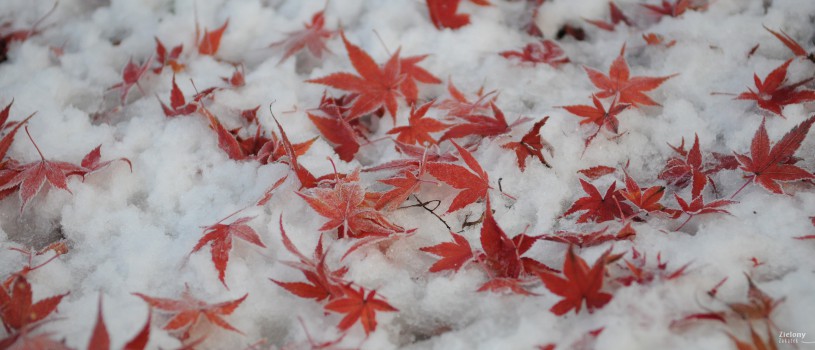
583;48;676;107
420;231;474;272
324;285;397;335
198;20;229;56
734;59;815;117
191;215;266;287
502;117;553;171
538;246;612;315
577;165;616;180
269;11;335;64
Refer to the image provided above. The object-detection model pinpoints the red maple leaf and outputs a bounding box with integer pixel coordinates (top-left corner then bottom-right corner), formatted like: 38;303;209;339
562;179;633;223
501;117;553;171
477;278;539;296
158;75;198;117
420;231;474;272
134;287;246;339
0;128;87;212
153;37;183;74
324;285;397;335
727;325;778;350
735;116;815;194
522;0;545;37
673;192;735;215
425;141;490;213
619;171;671;215
80;145;132;174
538;246;612;315
585;2;631;31
577;165;616;180
307;93;364;162
272;216;348;302
440;102;528;142
108;57;152;105
735;59;815;117
0;275;67;333
2;243;66;290
479;200;523;279
363;141;457;174
203;106;316;164
191;213;266;287
0;3;57;62
437;80;496;118
0;331;70;350
659;134;738;198
541;226;635;248
374;161;429;211
561;94;630;148
398;55;442;104
0;100;35;162
201;107;246;161
256;132;316;166
221;66;245;87
500;40;569;68
474;199;556;293
269;10;335;64
426;0;469;30
298;169;406;238
642;33;676;48
583;47;676;107
795;216;815;240
197;20;229;56
387;100;448;146
616;248;689;286
307;32;403;120
727;274;784;325
88;296;151;350
270;115;323;189
764;26;814;61
641;0;690;18
562;95;629;132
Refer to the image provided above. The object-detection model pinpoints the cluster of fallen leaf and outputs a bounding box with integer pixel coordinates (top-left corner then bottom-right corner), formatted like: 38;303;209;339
1;0;815;349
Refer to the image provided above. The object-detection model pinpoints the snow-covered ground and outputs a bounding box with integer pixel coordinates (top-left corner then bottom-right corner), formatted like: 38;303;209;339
1;0;815;349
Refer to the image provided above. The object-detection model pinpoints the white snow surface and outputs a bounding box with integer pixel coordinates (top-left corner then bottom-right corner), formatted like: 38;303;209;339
0;0;813;349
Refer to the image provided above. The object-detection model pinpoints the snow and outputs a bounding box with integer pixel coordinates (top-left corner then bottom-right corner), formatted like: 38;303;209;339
1;0;814;349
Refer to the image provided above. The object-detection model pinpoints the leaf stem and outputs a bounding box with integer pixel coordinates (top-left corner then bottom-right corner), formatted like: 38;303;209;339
673;214;695;232
215;206;247;225
729;178;752;200
24;126;46;160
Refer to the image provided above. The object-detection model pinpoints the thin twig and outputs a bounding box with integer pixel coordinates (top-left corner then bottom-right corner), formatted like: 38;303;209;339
398;195;451;230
